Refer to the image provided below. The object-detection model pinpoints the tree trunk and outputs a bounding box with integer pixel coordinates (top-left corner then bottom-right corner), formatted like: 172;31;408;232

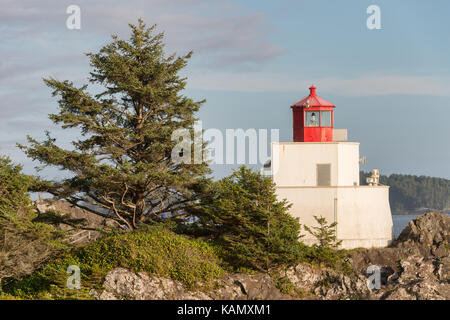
134;196;145;228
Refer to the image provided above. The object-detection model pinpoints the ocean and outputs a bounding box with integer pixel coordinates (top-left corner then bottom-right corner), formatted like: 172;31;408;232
392;213;450;238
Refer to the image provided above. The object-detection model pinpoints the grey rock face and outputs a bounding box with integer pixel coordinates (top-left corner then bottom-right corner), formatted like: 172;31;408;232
33;199;121;245
90;268;288;300
351;212;450;300
285;264;321;293
90;268;210;300
396;212;450;255
210;273;288;300
91;213;449;300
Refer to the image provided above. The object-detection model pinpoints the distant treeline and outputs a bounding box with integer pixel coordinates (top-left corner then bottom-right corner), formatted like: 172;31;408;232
360;172;450;213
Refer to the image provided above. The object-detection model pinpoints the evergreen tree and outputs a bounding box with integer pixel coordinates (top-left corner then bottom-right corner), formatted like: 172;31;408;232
304;215;342;249
0;156;34;215
303;216;344;268
19;20;209;230
193;166;304;272
0;156;63;287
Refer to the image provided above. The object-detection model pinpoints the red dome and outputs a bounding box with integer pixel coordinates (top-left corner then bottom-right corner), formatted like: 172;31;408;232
291;85;335;108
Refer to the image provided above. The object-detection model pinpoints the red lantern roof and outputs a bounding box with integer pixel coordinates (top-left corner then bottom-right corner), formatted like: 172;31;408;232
291;85;335;108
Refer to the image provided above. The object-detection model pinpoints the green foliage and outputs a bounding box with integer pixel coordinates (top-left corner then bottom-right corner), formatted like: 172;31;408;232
0;157;67;287
18;19;210;230
3;224;225;298
0;292;20;300
303;216;348;270
192;166;305;272
360;171;450;212
273;274;297;295
303;246;350;271
0;156;34;216
304;215;341;249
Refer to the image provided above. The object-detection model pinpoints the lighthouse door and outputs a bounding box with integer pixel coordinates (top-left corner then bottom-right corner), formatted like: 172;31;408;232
317;164;331;186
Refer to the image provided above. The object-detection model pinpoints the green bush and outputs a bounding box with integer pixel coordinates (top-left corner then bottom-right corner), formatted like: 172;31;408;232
303;216;350;271
3;224;225;299
0;156;66;290
192;166;305;272
0;156;34;216
273;274;296;295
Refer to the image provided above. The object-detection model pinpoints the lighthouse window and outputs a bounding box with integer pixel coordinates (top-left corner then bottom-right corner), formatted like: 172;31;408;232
321;111;332;127
305;111;320;127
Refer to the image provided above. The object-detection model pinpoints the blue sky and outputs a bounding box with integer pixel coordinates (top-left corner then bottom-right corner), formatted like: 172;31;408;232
1;0;450;180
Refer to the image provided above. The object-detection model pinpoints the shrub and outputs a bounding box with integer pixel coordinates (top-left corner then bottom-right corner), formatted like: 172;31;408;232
0;156;34;215
192;166;305;272
0;156;65;290
303;216;349;271
3;224;225;298
304;215;342;249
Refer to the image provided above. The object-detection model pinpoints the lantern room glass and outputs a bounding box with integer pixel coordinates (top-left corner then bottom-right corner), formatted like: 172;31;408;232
305;111;320;127
321;111;332;127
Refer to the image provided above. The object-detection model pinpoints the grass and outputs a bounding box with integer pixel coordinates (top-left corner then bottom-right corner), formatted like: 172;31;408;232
2;224;226;299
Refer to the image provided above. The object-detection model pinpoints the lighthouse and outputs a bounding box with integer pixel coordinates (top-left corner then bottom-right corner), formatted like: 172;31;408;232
291;85;335;142
269;86;394;249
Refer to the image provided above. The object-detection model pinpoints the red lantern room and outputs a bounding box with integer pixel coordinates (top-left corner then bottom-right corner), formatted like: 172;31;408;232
291;85;335;142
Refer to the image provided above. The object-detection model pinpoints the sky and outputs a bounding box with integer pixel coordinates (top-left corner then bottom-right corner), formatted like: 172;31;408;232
1;0;450;181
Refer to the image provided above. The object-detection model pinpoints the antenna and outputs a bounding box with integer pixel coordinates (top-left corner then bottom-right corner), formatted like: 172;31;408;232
366;169;380;186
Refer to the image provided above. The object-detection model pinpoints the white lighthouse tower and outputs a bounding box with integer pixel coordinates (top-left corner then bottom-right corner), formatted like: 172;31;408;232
268;86;394;249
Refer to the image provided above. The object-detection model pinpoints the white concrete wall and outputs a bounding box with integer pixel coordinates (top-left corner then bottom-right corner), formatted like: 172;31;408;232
275;187;336;234
337;143;360;186
271;142;360;187
275;186;394;249
335;187;393;248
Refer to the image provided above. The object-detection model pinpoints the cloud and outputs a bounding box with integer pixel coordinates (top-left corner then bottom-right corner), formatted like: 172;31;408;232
156;12;285;67
0;0;285;152
320;75;450;96
186;71;450;96
0;0;283;68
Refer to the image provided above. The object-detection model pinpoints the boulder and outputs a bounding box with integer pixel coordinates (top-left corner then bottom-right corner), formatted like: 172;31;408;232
90;268;210;300
34;199;120;245
395;212;450;256
211;273;287;300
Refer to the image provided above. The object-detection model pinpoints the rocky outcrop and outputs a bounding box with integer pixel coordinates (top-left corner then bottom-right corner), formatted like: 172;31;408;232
89;268;211;300
34;199;118;245
208;273;288;300
89;268;291;300
286;265;371;300
395;211;449;257
381;254;449;300
285;212;449;300
90;212;449;300
345;212;450;300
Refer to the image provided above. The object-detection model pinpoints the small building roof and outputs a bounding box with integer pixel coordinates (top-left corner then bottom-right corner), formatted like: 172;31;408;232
291;85;335;108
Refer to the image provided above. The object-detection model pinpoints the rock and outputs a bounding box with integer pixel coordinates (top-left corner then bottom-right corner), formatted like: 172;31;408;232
91;213;449;301
384;287;416;300
395;212;450;257
89;289;118;300
33;199;120;245
346;213;450;300
212;273;287;300
285;264;321;293
92;268;210;300
435;256;450;282
313;271;371;300
92;268;287;300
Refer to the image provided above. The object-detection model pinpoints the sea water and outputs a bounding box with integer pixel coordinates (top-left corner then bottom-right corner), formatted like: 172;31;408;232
392;213;450;238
